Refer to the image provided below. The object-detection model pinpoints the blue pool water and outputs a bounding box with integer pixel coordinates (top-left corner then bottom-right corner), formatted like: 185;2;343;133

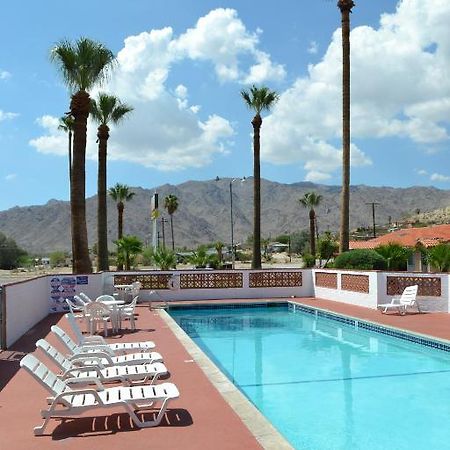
170;304;450;450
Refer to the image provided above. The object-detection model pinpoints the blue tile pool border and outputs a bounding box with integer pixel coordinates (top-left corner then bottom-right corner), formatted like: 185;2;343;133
167;300;450;353
289;302;450;353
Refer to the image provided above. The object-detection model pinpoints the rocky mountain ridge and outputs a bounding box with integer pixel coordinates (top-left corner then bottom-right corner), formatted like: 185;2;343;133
0;178;449;254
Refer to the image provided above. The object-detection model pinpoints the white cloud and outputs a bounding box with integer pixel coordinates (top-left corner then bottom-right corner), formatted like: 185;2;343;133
0;110;19;122
416;169;428;176
305;171;331;182
307;41;318;54
30;8;281;170
174;8;285;84
29;115;67;156
5;173;16;181
430;173;450;182
0;70;11;80
263;0;450;180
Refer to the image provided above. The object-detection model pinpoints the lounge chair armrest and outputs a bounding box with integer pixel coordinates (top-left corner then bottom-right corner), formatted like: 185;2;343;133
60;366;103;378
77;344;114;355
54;388;104;405
82;336;107;345
64;377;105;389
70;352;113;364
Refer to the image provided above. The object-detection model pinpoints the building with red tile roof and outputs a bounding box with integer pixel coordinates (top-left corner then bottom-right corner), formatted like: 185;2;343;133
349;224;450;271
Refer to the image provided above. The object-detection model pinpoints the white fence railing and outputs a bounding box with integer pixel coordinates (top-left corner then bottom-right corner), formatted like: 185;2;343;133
2;269;450;348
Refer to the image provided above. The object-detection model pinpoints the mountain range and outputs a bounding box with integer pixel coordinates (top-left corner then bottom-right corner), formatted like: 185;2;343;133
1;178;449;254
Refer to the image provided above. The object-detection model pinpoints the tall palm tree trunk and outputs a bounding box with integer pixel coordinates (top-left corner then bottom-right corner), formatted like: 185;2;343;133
252;114;262;269
70;91;92;274
97;124;110;271
338;0;354;253
68;129;74;272
309;209;316;256
68;130;72;185
117;202;124;270
170;215;175;251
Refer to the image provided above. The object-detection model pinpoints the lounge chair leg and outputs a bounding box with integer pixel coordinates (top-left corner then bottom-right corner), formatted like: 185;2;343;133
125;399;169;428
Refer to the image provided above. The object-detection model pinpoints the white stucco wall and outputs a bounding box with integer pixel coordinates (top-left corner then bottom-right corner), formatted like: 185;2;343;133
5;277;49;347
312;269;379;309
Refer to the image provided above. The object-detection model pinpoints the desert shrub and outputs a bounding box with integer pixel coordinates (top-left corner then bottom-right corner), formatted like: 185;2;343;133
302;253;316;268
334;249;387;270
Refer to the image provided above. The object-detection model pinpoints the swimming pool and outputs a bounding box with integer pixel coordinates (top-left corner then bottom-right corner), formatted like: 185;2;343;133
170;303;450;450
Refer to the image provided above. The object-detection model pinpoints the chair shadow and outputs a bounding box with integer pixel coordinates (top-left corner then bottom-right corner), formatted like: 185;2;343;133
50;408;193;440
0;313;63;391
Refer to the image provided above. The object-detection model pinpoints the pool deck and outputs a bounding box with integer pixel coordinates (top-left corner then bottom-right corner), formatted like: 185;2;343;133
2;296;450;449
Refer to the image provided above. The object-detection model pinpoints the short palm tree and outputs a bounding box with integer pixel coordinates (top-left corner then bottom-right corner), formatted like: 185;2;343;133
108;183;135;270
164;194;179;251
241;85;279;269
115;235;142;271
374;243;412;271
427;244;450;272
152;247;177;270
91;93;133;271
337;0;355;253
299;192;323;257
214;241;224;263
51;37;115;274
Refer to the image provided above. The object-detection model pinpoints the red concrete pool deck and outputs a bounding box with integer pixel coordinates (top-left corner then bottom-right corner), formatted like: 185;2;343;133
0;305;263;450
2;296;450;450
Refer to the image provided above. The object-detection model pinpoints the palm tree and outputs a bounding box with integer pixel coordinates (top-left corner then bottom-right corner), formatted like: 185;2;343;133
91;93;133;272
337;0;355;253
51;37;115;274
427;244;450;272
115;235;142;271
58;115;74;184
299;192;323;257
374;243;412;271
163;194;179;251
241;85;279;269
108;183;135;270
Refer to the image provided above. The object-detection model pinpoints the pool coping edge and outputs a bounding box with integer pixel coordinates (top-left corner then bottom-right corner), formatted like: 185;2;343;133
157;308;294;450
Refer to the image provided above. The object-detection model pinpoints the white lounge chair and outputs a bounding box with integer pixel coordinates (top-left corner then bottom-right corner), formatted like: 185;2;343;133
20;354;179;435
65;313;155;353
378;285;420;315
36;339;167;386
51;325;163;366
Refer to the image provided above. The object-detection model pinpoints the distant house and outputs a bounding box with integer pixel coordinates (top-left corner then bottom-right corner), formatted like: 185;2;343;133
349;224;450;272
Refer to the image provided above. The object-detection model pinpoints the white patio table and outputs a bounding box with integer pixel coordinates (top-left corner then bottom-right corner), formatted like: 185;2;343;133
100;299;125;333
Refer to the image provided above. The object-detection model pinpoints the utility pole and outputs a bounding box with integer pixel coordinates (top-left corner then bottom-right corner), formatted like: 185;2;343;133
366;202;380;238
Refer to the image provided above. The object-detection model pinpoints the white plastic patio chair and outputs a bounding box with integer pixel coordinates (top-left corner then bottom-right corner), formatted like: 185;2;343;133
78;292;93;303
65;313;155;353
20;354;179;435
377;285;420;315
119;295;139;330
85;301;112;336
36;339;167;386
51;325;163;366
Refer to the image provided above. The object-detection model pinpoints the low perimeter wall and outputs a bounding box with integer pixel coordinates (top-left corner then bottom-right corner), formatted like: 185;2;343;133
2;268;450;348
312;269;450;313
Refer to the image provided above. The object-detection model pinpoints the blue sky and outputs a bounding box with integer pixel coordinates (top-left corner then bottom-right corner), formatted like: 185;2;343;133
0;0;449;211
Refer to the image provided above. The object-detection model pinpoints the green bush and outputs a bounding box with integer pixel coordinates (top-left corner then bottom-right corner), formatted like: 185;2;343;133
334;249;387;270
302;253;316;268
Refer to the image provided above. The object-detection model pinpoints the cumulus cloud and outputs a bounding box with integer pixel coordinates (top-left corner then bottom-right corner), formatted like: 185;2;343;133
5;173;16;181
0;70;11;80
307;41;318;55
263;0;450;180
0;110;18;122
30;8;282;170
430;173;450;182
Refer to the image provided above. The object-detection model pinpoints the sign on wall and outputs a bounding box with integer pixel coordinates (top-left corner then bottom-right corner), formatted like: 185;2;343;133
49;276;89;313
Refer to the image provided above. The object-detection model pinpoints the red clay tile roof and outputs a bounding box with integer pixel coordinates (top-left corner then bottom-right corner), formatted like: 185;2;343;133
350;224;450;249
